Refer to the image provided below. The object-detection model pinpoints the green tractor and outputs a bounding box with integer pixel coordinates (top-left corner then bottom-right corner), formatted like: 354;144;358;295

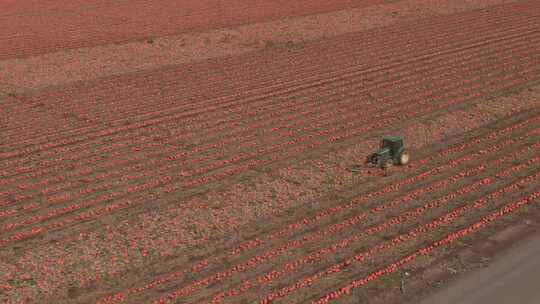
366;136;410;169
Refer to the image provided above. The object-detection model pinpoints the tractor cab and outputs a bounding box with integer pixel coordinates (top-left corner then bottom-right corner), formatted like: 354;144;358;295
367;136;410;169
379;136;405;157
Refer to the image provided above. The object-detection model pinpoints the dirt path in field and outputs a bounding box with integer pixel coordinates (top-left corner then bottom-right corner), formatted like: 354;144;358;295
417;232;540;304
0;0;517;91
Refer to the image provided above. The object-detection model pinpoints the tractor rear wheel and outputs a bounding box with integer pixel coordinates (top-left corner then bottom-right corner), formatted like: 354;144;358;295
399;150;410;165
367;153;378;165
366;154;374;164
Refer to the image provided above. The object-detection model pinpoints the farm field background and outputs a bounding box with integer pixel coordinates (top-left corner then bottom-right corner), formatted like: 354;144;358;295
0;0;539;303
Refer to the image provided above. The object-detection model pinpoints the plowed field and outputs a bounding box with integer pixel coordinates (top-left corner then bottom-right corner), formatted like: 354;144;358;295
0;0;389;60
1;0;539;303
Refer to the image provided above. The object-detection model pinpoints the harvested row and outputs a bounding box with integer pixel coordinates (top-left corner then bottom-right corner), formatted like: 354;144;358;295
2;27;539;201
91;111;540;303
1;56;538;241
3;6;538;152
4;27;538;190
2;2;536;154
34;110;534;303
10;7;536;128
134;146;540;304
2;36;538;211
13;0;537;108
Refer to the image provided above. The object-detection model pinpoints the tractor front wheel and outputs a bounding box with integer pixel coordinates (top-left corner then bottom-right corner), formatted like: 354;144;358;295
399;150;410;165
380;158;393;169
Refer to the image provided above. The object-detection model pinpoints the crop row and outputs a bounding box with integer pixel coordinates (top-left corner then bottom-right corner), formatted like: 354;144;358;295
3;44;538;200
8;0;530;115
2;109;538;249
2;21;532;186
3;30;536;194
1;6;536;155
11;11;535;136
1;48;535;229
16;2;537;116
8;29;540;164
313;188;540;304
154;153;540;304
179;64;540;189
95;134;540;304
3;46;537;222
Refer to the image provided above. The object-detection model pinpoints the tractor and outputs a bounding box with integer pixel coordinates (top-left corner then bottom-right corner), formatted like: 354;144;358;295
366;136;410;170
